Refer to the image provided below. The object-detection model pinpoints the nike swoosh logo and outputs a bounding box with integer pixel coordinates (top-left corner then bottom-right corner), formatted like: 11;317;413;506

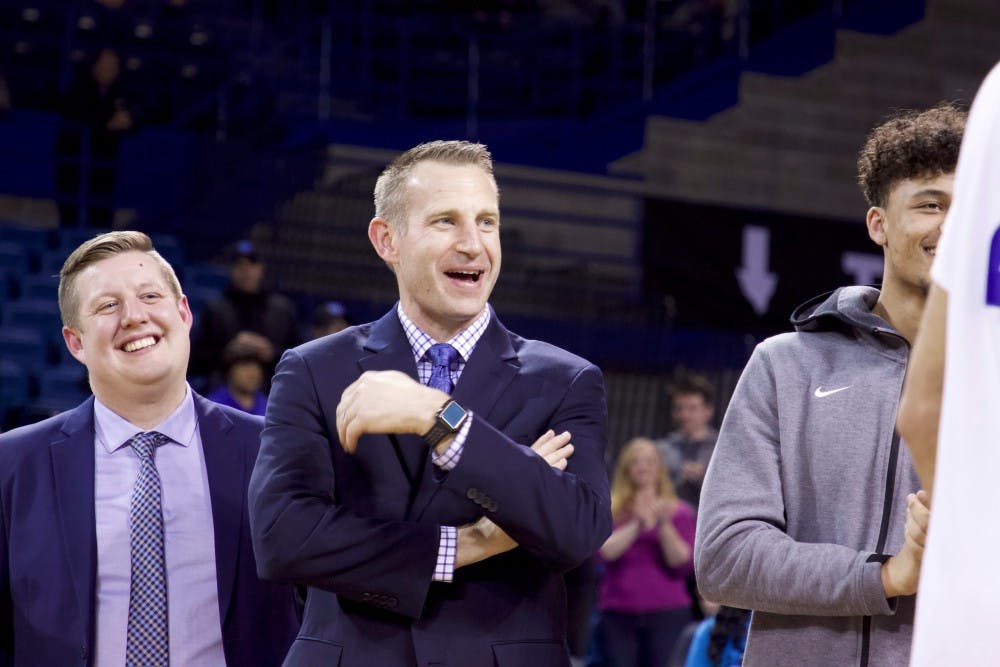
814;386;851;398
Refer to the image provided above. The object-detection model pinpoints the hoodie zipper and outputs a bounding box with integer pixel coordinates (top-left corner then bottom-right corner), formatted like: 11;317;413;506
859;326;908;666
859;429;902;667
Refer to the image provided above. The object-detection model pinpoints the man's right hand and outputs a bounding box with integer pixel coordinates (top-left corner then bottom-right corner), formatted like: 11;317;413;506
881;490;931;598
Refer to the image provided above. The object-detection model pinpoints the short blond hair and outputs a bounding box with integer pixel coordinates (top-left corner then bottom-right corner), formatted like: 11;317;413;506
373;140;496;231
59;231;182;329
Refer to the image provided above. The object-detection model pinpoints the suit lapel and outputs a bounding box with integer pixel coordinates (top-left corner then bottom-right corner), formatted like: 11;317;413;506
358;310;429;489
194;394;242;627
451;313;519;421
412;313;520;519
49;399;98;636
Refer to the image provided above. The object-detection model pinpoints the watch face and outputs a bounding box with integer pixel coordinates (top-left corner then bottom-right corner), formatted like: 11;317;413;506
440;401;468;429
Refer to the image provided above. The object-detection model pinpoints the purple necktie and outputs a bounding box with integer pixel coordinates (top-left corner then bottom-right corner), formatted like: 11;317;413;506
126;431;170;667
426;343;459;394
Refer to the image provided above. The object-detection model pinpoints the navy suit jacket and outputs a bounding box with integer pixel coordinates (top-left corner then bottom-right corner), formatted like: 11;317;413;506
0;392;298;667
249;308;612;667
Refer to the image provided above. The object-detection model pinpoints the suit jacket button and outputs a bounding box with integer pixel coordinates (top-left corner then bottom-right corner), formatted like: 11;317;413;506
466;487;479;500
387;596;398;608
489;501;499;513
361;592;371;601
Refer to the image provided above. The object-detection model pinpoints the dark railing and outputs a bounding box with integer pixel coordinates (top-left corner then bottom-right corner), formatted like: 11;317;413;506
174;0;890;146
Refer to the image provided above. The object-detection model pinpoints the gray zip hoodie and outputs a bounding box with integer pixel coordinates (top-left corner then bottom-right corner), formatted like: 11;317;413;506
695;286;920;667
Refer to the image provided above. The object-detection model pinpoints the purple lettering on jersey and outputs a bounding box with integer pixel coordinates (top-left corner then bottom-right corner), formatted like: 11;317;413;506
988;224;1000;306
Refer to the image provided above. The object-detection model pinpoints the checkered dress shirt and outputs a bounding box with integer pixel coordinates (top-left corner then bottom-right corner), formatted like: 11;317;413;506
397;304;491;582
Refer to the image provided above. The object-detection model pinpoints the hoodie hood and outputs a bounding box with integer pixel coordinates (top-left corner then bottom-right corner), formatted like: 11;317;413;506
790;286;906;347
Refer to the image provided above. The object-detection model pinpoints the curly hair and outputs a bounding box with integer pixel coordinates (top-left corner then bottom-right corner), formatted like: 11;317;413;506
856;103;966;208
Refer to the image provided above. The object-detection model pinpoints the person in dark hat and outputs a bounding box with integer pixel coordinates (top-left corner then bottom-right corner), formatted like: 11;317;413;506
309;300;351;340
206;339;269;416
189;239;300;390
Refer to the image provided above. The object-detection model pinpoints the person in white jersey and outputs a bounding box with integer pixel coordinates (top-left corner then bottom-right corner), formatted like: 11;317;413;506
898;60;1000;666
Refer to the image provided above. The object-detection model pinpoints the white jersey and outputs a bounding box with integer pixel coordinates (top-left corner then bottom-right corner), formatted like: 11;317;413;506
910;61;1000;666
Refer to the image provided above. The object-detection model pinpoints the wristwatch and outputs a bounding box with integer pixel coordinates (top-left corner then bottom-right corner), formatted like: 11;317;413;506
422;399;469;448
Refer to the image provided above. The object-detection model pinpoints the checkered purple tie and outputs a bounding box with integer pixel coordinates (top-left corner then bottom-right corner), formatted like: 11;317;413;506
126;431;170;667
426;343;458;394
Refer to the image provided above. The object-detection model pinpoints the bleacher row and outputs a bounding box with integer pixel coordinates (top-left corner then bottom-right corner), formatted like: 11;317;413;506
0;224;229;429
0;0;240;120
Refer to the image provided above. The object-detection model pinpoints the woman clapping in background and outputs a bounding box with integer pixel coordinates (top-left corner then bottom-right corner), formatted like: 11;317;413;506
598;437;697;667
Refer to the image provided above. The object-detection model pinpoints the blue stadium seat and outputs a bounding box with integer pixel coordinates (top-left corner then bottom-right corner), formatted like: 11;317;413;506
0;266;16;307
183;263;230;292
39;249;67;278
185;286;221;320
0;359;31;425
3;298;62;333
19;399;77;424
3;299;63;362
0;225;53;267
0;241;32;285
57;227;109;255
52;333;77;366
151;233;185;268
0;326;49;370
20;273;60;300
38;363;89;407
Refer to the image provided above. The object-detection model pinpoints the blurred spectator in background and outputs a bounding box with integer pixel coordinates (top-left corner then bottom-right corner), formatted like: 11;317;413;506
655;373;717;508
56;46;134;228
0;68;11;115
189;239;300;390
205;339;268;416
679;606;751;667
309;299;350;339
598;437;696;667
656;376;717;643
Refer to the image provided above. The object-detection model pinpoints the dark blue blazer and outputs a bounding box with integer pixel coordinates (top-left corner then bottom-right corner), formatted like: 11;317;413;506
249;308;612;667
0;392;298;667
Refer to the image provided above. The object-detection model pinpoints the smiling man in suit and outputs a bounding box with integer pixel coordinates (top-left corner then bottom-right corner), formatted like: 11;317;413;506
0;231;297;666
249;140;612;667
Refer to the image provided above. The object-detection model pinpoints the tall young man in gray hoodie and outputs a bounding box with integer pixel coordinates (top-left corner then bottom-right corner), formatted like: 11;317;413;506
694;104;966;667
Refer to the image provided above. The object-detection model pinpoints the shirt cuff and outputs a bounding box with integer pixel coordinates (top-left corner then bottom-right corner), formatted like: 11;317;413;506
431;412;473;471
433;526;457;583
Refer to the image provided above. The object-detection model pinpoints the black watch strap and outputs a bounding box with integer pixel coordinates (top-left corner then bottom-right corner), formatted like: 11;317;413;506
422;399;468;448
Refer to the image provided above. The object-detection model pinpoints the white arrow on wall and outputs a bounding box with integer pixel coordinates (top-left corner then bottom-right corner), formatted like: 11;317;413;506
736;225;777;316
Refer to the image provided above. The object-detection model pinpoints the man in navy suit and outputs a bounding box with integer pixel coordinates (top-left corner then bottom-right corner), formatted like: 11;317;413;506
0;231;297;666
249;140;613;666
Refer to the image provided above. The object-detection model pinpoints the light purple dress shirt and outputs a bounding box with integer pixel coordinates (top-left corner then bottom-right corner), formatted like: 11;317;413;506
92;386;226;667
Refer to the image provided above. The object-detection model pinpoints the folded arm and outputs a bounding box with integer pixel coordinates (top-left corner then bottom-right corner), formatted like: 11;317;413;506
249;350;439;619
441;364;612;572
